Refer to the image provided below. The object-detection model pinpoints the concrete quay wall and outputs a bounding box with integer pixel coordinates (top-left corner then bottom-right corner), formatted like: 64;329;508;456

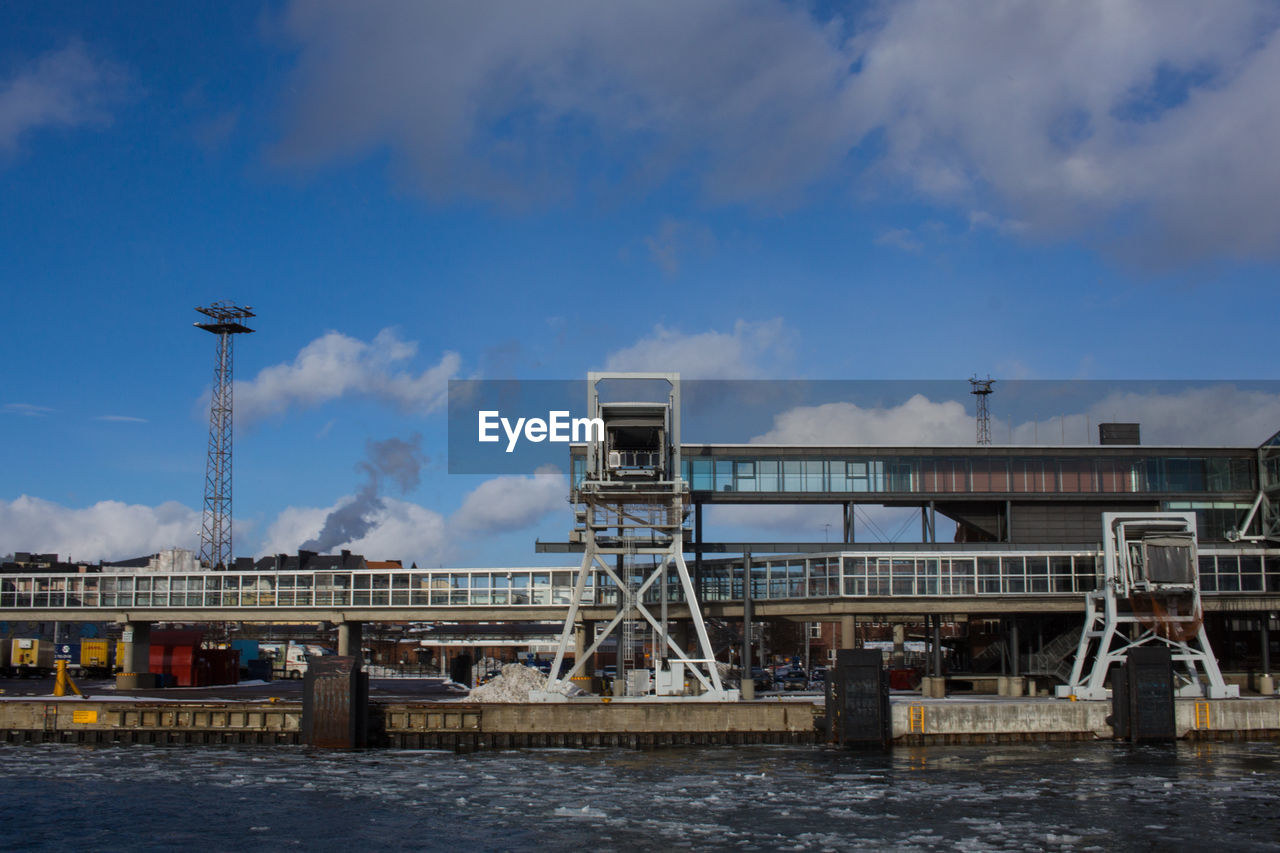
2;696;1277;749
381;700;823;750
0;699;303;745
891;698;1280;745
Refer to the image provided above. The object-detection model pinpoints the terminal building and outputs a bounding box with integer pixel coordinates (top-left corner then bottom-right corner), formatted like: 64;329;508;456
543;414;1279;692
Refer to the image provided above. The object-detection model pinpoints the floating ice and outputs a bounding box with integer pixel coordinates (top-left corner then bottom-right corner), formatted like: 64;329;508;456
554;806;607;818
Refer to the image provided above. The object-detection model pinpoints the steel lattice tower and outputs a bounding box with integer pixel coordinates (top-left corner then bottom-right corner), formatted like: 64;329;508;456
195;301;255;569
969;375;995;446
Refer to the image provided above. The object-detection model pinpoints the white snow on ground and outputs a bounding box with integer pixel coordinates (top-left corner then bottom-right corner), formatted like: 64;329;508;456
468;663;586;702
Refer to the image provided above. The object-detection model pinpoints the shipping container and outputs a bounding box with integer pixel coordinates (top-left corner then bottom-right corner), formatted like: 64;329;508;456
10;638;55;675
79;639;114;675
148;630;240;687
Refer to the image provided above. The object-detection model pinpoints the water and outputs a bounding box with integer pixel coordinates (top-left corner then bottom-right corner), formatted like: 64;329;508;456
2;742;1278;851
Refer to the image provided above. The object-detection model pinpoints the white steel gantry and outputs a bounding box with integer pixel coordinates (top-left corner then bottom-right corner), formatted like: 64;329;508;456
1058;512;1238;700
536;373;736;702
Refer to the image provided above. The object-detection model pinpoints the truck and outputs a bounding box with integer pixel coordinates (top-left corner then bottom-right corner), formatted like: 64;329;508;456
260;642;334;678
78;639;114;676
10;638;55;676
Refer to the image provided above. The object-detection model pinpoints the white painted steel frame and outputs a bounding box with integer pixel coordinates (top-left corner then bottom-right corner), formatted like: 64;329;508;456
1058;512;1238;700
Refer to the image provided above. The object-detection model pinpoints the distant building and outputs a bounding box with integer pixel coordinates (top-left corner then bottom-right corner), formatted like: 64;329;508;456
100;547;200;574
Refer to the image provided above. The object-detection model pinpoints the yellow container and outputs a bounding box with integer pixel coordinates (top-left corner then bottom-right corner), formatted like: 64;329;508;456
80;639;112;669
11;638;54;669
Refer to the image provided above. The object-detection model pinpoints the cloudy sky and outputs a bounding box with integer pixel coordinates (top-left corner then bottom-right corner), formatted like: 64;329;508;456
2;2;1278;565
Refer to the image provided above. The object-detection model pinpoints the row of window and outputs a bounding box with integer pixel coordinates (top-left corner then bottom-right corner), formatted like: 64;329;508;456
671;456;1256;495
3;552;1277;606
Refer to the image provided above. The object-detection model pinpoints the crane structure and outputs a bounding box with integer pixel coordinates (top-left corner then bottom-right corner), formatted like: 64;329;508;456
194;301;255;569
537;373;736;702
1058;512;1238;700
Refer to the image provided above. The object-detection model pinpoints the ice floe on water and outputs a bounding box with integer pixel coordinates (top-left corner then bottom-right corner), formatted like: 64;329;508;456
2;742;1280;850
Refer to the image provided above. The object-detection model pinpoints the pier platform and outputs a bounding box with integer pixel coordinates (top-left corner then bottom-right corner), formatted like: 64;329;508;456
1;695;1277;749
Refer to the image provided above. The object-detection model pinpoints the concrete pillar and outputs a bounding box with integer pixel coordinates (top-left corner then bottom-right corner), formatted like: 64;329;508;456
115;620;155;690
694;502;703;603
1262;616;1271;675
931;614;943;678
337;621;363;667
891;622;905;667
840;615;855;651
741;551;754;700
573;620;588;667
1010;619;1020;678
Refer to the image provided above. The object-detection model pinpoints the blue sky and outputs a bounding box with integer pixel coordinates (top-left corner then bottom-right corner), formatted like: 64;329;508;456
2;1;1279;566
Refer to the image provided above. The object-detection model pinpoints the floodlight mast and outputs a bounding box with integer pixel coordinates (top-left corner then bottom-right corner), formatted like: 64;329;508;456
969;375;995;446
537;372;736;702
194;301;255;570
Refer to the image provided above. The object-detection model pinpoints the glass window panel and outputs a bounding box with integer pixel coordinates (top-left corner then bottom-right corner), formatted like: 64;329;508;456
919;559;939;595
848;461;868;493
978;557;1001;594
757;460;779;492
783;461;803;492
691;459;713;491
1074;556;1097;590
716;460;734;492
891;559;914;595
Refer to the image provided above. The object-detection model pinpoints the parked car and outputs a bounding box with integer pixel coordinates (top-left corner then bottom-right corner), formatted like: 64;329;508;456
809;666;828;688
778;667;808;690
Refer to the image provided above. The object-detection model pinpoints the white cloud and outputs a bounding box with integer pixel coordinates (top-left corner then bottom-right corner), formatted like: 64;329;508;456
339;498;450;564
4;403;53;417
260;496;448;563
233;328;461;422
706;503;953;544
753;395;972;445
451;466;567;534
754;386;1280;449
1080;387;1280;446
260;467;566;563
94;415;147;423
0;41;126;156
272;1;850;208
846;0;1280;263
270;1;1280;263
604;319;789;379
0;495;200;562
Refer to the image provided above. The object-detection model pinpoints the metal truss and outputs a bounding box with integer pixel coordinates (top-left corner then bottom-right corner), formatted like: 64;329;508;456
1057;587;1237;700
1058;512;1238;700
195;301;254;569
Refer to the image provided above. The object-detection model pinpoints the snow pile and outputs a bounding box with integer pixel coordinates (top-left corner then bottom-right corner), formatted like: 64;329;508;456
468;663;585;702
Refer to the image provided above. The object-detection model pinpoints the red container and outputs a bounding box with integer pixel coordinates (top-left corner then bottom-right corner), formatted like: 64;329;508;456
889;667;920;690
150;630;204;687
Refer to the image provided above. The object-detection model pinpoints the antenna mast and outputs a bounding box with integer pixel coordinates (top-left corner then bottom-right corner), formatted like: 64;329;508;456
194;301;255;569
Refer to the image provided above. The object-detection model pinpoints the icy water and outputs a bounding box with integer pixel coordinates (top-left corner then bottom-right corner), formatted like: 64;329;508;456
2;742;1279;851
